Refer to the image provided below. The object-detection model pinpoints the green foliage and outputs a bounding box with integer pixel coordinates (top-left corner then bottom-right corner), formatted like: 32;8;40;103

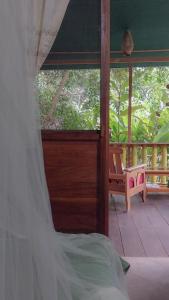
36;70;100;130
153;123;169;142
37;67;169;142
109;67;169;142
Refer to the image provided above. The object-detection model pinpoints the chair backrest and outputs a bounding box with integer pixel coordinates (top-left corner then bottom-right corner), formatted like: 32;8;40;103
109;147;123;174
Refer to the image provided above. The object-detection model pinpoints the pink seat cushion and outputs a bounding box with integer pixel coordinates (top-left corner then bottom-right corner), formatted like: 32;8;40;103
129;177;134;188
129;173;144;189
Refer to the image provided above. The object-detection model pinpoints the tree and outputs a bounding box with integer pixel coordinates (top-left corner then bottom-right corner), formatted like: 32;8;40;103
37;69;100;130
109;67;169;142
37;67;169;142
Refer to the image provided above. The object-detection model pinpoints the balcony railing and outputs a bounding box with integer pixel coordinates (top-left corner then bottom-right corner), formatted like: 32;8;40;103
110;143;169;187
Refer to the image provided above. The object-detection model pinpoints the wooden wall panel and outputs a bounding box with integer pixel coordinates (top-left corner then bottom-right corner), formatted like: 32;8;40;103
42;130;100;233
43;142;98;198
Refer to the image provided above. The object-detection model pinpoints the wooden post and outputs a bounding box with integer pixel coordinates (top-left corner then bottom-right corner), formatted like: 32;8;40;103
161;145;167;184
99;0;110;235
132;145;138;166
142;145;147;165
127;65;132;167
128;65;132;143
152;146;158;183
122;145;127;167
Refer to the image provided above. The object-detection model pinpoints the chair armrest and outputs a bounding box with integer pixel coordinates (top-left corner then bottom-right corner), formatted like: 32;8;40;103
124;164;146;173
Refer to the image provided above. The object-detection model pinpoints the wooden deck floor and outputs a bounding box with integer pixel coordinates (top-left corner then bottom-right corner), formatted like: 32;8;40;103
126;257;169;300
109;194;169;257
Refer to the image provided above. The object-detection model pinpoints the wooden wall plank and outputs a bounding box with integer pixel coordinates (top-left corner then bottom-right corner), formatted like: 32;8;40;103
42;130;100;141
43;142;98;198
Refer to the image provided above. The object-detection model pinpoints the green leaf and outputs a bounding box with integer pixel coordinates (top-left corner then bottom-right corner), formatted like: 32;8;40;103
120;105;144;116
153;123;169;142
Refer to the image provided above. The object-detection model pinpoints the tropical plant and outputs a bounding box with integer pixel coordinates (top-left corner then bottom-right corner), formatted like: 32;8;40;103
37;67;169;143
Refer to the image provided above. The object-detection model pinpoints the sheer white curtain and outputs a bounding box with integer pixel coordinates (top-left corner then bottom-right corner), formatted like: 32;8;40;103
0;1;128;299
34;0;69;69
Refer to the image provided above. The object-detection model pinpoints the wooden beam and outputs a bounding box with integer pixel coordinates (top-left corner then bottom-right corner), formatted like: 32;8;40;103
99;0;110;235
42;130;100;141
112;56;169;64
146;170;169;175
111;142;169;147
44;55;169;66
49;49;169;55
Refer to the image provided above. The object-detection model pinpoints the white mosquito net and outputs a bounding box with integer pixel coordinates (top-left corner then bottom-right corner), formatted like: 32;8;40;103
0;0;129;299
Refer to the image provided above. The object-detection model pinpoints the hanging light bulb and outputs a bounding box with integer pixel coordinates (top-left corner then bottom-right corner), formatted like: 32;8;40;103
122;30;134;56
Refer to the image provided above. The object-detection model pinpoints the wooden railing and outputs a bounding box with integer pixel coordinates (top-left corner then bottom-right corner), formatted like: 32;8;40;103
110;143;169;187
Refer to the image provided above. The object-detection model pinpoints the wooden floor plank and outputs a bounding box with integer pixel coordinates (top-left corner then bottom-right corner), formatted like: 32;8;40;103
131;202;167;257
153;196;169;226
144;203;169;256
109;195;145;257
109;194;169;257
109;210;124;256
126;257;169;300
116;211;146;257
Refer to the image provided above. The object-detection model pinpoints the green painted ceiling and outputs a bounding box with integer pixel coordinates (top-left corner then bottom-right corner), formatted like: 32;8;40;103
42;0;169;69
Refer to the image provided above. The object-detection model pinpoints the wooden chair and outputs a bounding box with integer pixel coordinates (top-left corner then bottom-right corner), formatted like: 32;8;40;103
109;147;146;211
